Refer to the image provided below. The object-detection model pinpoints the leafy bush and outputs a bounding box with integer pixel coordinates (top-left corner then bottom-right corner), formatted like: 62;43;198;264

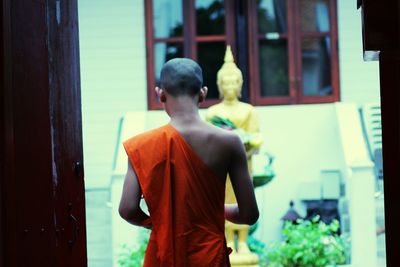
248;235;269;266
118;230;149;267
266;216;347;267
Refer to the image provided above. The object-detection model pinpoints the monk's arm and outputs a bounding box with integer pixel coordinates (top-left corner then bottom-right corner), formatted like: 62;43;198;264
119;161;152;229
225;135;259;225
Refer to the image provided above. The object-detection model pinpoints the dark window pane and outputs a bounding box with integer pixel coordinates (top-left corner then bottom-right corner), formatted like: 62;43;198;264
154;43;184;85
301;37;332;96
259;39;289;97
300;0;330;32
153;0;183;38
196;0;225;36
258;0;287;34
197;42;226;99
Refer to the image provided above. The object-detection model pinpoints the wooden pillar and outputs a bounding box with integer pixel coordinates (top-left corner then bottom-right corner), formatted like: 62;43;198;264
360;0;400;266
379;50;400;267
1;1;87;266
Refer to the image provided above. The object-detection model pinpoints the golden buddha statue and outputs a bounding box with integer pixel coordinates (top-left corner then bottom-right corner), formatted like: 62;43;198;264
206;46;262;266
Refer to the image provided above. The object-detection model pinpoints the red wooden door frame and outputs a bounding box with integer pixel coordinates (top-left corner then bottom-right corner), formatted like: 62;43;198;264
1;1;87;266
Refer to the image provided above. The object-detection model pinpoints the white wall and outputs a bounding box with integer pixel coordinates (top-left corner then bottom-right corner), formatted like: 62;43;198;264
337;0;381;103
79;0;147;188
252;104;345;243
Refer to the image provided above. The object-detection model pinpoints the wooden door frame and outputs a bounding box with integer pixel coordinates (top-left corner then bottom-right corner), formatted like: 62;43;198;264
379;50;400;267
1;1;87;266
360;0;400;265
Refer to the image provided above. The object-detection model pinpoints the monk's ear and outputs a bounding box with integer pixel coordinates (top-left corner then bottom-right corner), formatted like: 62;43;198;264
155;87;167;103
198;86;208;103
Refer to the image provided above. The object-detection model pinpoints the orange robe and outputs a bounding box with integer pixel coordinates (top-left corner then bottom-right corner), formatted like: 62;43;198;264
123;124;231;267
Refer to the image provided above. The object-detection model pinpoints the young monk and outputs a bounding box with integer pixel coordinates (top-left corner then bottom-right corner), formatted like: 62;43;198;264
119;58;259;266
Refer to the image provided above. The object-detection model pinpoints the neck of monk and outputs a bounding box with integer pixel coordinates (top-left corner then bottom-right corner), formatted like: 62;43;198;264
167;96;202;123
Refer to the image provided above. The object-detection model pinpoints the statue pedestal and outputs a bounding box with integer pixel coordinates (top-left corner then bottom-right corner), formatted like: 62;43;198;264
229;252;259;267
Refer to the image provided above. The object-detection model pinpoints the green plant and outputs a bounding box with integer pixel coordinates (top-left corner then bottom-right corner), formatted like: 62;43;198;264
266;216;347;267
248;235;269;266
118;230;150;267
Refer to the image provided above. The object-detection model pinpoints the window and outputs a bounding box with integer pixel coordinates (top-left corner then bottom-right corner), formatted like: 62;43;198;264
145;0;339;109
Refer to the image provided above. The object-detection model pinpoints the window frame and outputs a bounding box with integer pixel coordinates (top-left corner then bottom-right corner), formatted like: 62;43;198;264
247;0;340;105
145;0;236;110
145;0;340;110
248;0;340;105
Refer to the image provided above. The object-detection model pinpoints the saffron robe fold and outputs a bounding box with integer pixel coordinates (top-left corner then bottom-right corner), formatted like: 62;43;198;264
123;124;231;267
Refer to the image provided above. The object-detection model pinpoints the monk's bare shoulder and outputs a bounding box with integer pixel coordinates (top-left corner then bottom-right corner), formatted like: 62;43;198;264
201;121;243;152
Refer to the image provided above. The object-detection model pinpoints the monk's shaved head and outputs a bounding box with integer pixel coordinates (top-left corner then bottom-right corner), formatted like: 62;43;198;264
160;58;203;97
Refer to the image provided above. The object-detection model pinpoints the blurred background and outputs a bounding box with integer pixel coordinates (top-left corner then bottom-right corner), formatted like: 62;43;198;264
78;1;385;266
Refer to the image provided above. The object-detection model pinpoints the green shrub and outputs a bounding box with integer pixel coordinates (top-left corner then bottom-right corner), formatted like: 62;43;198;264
248;235;269;266
266;216;347;267
118;230;149;267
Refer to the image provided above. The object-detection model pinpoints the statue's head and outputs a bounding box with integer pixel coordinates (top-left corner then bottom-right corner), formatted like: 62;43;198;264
217;46;243;101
